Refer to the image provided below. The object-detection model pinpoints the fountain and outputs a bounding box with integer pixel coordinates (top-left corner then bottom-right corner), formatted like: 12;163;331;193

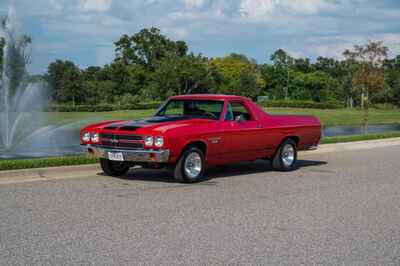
0;5;82;159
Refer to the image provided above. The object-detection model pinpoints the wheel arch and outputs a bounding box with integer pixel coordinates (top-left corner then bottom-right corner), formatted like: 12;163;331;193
284;135;300;146
181;140;208;157
274;135;300;155
173;140;208;183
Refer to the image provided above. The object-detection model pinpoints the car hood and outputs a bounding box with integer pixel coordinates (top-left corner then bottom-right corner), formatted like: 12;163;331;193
88;116;213;135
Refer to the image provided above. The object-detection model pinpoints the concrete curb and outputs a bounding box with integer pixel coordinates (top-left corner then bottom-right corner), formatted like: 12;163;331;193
0;164;100;184
1;137;400;184
300;137;400;155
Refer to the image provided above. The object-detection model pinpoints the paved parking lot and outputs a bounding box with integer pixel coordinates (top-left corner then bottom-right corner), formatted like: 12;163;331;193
1;144;400;265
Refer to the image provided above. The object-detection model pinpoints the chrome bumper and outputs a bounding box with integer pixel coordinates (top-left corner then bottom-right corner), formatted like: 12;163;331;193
82;145;170;163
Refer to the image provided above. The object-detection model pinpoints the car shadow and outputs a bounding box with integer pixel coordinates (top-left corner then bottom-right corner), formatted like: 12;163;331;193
206;159;327;179
102;159;327;184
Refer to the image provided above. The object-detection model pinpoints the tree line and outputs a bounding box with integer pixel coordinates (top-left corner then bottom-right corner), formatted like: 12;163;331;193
1;27;400;109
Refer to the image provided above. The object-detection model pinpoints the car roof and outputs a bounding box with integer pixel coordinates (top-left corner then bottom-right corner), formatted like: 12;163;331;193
170;94;249;101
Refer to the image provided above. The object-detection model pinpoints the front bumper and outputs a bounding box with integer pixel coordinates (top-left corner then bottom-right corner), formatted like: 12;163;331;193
82;145;170;163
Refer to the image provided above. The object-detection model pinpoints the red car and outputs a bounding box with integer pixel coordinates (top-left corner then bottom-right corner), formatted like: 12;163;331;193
81;94;321;182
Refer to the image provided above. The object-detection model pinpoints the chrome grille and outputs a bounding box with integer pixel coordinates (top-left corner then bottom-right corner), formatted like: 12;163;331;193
99;133;144;149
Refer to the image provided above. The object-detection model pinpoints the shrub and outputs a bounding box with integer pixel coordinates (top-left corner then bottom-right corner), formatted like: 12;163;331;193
258;100;344;109
45;101;163;112
370;103;398;110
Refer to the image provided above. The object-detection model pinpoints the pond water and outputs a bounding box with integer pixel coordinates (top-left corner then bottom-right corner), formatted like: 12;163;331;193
1;123;400;160
323;124;400;137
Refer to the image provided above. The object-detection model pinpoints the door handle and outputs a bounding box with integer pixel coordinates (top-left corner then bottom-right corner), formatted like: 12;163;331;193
257;124;264;128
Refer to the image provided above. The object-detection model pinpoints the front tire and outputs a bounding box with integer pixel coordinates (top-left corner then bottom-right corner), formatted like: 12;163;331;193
272;139;298;171
100;158;130;177
174;146;206;183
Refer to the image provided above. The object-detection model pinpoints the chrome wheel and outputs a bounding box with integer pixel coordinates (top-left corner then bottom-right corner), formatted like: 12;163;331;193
282;144;295;167
184;152;202;179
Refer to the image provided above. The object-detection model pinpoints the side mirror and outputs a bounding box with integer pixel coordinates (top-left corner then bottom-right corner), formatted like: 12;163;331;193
235;115;244;122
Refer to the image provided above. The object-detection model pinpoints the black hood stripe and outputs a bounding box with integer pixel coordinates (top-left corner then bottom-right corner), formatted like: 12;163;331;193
104;116;192;131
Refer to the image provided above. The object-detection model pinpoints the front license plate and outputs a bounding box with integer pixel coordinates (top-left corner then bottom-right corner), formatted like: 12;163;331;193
108;152;124;161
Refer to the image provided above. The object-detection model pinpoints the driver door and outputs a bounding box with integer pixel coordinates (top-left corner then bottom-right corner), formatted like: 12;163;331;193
220;101;265;162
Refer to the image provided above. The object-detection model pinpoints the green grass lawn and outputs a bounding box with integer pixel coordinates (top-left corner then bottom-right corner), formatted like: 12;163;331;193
47;107;400;127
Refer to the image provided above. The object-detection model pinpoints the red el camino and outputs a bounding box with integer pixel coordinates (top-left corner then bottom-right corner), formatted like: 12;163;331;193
80;94;321;182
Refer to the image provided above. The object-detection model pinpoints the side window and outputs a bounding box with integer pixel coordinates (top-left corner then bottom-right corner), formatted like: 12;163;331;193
225;102;252;121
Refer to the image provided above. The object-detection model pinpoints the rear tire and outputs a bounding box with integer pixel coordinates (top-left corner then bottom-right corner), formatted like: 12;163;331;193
174;146;206;183
272;139;298;171
100;158;130;177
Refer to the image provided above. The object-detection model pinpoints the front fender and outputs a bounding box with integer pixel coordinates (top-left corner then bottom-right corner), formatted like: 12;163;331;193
167;137;208;164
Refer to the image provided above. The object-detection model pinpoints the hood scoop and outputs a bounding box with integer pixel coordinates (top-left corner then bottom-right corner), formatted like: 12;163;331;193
118;125;141;131
104;125;120;130
103;121;143;131
103;124;141;131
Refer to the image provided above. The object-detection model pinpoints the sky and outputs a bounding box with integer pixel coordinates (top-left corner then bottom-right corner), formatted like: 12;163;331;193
1;0;400;74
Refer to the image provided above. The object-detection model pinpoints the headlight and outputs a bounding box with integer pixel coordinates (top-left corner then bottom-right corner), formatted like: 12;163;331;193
144;136;154;147
82;132;91;142
154;136;164;147
91;132;99;143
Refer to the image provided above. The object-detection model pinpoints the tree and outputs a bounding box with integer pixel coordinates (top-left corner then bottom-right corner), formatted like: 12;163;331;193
114;27;188;70
314;57;342;77
112;27;192;100
81;80;116;105
270;49;292;68
229;53;257;65
152;52;213;98
210;54;265;99
313;57;355;107
41;26;400;109
260;64;283;99
46;60;83;106
178;54;214;94
270;49;293;99
384;55;400;106
83;66;101;81
291;71;339;102
151;54;180;98
293;58;311;73
343;41;388;126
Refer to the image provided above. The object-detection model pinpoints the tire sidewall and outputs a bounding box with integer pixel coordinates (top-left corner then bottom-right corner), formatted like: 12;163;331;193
273;139;298;171
179;147;205;183
279;140;297;171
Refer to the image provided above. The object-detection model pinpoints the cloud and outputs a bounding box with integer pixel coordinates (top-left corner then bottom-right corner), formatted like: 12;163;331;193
49;0;64;12
166;27;189;39
239;0;275;18
79;0;113;12
286;0;336;14
285;33;400;60
183;0;206;9
1;0;399;74
239;0;337;23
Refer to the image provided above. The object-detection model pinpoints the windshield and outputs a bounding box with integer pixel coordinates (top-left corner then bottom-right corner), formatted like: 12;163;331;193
156;99;224;120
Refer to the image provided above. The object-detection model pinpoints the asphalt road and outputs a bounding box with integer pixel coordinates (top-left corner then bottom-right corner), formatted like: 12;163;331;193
1;145;400;265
